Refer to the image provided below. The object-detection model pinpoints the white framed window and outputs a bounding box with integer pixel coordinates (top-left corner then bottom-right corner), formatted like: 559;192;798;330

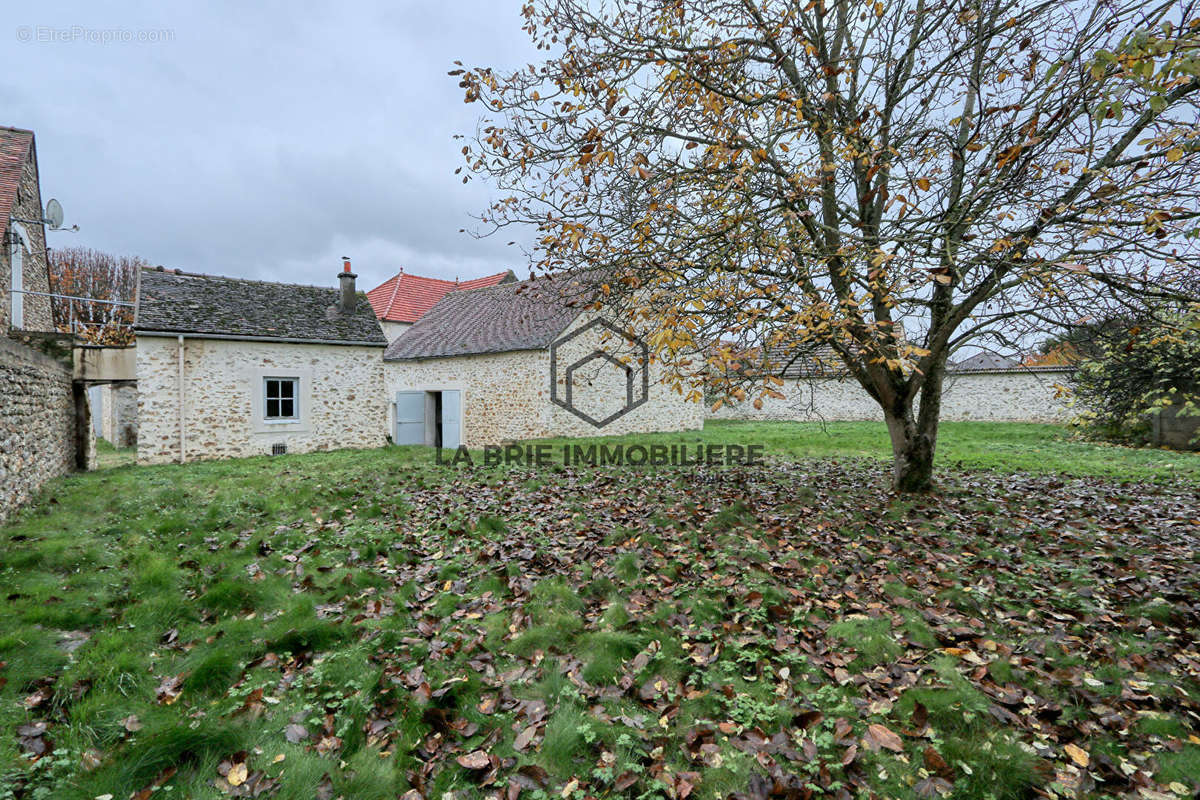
249;367;312;434
263;376;299;421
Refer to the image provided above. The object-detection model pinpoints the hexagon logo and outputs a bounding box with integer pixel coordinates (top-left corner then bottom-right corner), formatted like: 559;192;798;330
550;317;649;427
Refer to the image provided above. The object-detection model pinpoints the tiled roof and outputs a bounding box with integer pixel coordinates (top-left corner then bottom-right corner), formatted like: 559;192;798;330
0;126;34;234
366;269;516;323
384;273;592;360
135;267;386;345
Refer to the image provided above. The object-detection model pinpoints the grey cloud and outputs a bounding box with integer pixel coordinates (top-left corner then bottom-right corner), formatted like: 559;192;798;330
2;1;536;291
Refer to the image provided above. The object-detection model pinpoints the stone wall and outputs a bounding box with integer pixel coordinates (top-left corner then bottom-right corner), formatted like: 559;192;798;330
0;335;80;524
136;336;387;464
383;312;704;448
385;350;549;447
709;368;1073;423
96;383;138;448
2;141;53;333
1152;404;1200;451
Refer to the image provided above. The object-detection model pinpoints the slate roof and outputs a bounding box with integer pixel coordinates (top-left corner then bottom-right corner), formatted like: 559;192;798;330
135;267;386;345
384;273;593;360
366;269;516;324
952;352;1020;371
0;126;35;234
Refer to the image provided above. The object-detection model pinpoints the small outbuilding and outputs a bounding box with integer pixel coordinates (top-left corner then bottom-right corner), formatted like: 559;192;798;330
383;274;704;448
134;261;388;464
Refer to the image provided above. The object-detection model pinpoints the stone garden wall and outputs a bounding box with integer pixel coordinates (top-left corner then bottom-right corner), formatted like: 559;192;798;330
709;368;1074;423
0;335;83;524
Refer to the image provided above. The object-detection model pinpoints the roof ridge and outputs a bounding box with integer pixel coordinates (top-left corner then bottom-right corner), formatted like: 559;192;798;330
139;266;341;293
382;271;405;319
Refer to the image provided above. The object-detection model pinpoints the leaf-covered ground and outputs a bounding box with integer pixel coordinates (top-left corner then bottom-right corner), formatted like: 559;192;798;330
1;437;1198;799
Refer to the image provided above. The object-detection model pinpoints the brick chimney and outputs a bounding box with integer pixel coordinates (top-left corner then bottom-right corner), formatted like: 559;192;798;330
338;256;357;313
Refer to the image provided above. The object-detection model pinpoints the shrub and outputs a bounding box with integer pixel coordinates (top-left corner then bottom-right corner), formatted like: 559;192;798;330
1070;308;1200;445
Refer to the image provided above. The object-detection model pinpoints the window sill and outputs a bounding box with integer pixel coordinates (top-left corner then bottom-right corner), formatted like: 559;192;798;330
263;419;302;425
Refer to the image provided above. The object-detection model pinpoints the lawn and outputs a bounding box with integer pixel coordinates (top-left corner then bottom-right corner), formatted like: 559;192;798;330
1;422;1197;799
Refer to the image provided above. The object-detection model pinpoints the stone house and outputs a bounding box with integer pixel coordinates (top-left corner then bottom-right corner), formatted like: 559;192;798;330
366;268;515;343
1;126;53;333
133;262;388;464
1;126;94;524
383;274;705;448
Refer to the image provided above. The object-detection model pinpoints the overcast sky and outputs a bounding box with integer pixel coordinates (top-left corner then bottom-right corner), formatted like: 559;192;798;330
2;2;537;293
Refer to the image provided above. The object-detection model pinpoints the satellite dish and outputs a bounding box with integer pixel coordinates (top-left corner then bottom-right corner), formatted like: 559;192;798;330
44;199;64;230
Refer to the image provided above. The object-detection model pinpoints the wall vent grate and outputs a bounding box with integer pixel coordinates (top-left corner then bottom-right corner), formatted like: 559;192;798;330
271;443;287;456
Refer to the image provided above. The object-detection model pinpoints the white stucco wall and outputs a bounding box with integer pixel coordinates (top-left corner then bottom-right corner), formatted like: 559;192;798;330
379;320;412;344
383;314;703;448
136;336;387;464
709;369;1073;423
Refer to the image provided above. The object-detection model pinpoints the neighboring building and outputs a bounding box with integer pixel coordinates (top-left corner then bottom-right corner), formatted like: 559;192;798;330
383;274;704;448
1;126;53;333
133;261;388;464
366;268;515;342
951;352;1020;371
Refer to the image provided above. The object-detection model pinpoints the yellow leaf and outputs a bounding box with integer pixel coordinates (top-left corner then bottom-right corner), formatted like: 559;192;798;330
227;762;248;787
1063;743;1089;768
915;177;930;191
1166;147;1184;162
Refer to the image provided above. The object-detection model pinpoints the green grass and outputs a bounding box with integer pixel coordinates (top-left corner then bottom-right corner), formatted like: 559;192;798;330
0;421;1196;799
543;420;1200;482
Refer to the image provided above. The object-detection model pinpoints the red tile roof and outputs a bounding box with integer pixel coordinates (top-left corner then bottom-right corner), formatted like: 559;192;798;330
366;269;516;323
0;126;34;234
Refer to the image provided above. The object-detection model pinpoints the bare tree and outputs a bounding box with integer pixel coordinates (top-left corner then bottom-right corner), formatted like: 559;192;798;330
47;247;142;345
457;0;1200;491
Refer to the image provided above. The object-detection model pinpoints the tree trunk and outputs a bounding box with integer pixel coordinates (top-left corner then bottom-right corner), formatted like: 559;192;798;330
883;359;947;493
884;407;936;492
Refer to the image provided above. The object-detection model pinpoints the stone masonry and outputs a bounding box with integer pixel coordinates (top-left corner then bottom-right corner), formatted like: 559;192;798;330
383;312;704;448
2;134;53;333
136;336;387;464
0;335;80;524
709;368;1074;423
97;383;138;448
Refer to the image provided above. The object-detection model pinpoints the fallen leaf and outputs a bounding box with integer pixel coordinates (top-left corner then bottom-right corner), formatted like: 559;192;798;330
863;723;904;753
1063;743;1089;768
457;750;490;770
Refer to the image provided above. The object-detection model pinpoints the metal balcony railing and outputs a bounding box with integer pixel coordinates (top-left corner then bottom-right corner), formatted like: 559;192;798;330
5;288;135;341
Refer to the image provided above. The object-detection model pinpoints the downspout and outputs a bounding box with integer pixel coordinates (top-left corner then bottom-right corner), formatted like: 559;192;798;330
177;334;186;463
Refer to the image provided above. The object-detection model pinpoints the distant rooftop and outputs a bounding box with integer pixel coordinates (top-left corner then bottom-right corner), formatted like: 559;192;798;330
366;269;516;324
384;272;595;360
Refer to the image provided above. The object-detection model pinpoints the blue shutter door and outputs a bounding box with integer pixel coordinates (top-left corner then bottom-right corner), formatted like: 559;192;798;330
441;390;462;450
394;391;426;445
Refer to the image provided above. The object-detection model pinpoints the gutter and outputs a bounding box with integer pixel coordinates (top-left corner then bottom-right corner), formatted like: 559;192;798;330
135;330;385;347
